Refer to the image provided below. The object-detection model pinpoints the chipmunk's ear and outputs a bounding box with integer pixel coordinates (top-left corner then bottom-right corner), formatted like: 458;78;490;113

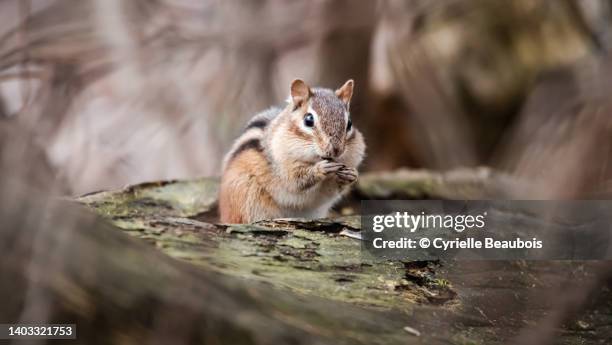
335;79;354;108
290;79;311;107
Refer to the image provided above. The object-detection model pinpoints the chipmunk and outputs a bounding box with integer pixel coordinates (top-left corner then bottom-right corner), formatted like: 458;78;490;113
219;79;366;223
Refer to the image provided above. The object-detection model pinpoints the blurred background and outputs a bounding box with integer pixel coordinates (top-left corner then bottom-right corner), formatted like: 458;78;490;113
2;0;612;198
3;2;612;344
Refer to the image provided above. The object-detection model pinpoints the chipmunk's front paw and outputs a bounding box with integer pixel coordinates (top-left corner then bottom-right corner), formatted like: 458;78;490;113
335;166;358;185
314;160;345;179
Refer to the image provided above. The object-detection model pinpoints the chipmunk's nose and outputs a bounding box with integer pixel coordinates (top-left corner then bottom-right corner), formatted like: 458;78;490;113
323;145;342;159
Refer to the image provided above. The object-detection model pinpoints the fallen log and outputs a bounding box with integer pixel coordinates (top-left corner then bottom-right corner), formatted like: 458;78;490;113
1;168;611;344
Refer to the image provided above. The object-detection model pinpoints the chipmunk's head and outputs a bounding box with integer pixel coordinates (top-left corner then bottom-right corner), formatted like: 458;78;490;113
286;79;355;161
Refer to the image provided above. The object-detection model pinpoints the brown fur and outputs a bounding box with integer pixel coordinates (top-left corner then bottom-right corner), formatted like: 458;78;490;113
219;149;278;223
288;122;311;141
311;89;347;155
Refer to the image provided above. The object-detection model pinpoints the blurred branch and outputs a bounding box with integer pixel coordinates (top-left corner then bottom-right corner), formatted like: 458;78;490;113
356;167;521;199
495;56;612;198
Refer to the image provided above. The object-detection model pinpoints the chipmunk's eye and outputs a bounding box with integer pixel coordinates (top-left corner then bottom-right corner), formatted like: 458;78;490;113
346;118;352;132
304;113;315;127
